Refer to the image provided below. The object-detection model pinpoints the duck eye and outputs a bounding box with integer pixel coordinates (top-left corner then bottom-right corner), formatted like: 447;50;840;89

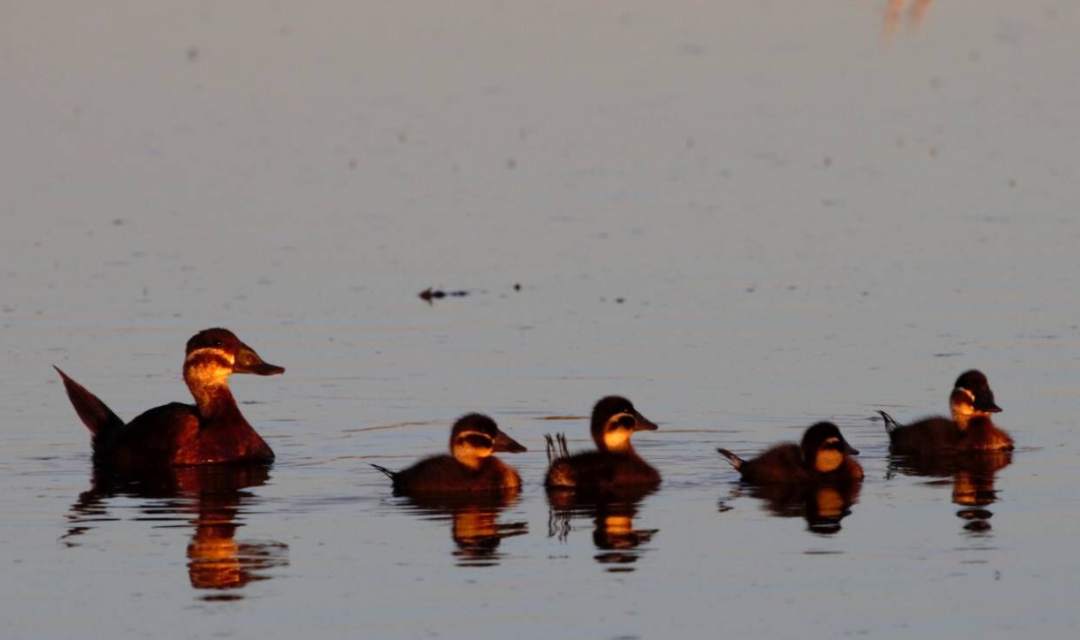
616;415;636;428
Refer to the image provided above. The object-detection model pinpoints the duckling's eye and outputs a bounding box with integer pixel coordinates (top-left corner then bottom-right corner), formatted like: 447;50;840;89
616;415;636;429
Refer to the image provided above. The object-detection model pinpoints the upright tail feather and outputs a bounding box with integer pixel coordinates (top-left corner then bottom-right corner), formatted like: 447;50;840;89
370;464;397;480
716;448;744;471
54;366;124;437
878;410;901;434
545;433;570;464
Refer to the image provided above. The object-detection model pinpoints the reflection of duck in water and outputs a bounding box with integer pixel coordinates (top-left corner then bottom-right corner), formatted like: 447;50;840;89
547;484;658;571
716;423;863;533
735;482;862;535
545;396;660;491
56;328;285;470
889;450;1012;534
879;370;1014;454
64;465;288;597
403;491;527;567
372;414;526;495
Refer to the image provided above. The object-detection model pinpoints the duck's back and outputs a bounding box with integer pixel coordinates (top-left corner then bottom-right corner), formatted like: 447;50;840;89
93;403;200;468
394;455;520;495
94;403;274;467
738;443;811;485
545;451;660;489
888;416;960;454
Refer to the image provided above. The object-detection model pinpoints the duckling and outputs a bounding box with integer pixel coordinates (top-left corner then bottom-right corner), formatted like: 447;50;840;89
56;328;284;469
717;422;863;485
545;396;661;490
879;369;1014;453
372;414;526;495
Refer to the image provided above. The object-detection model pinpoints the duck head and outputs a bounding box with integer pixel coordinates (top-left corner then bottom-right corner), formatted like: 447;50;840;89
590;396;658;453
950;369;1001;429
183;328;284;406
801;422;858;474
449;413;526;469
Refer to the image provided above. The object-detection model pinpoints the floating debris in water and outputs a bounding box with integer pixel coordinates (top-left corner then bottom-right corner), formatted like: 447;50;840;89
419;287;469;303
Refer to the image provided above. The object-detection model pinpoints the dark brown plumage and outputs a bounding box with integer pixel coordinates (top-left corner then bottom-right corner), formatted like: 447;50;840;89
545;396;661;491
56;328;283;469
880;370;1013;454
373;414;525;496
717;422;864;486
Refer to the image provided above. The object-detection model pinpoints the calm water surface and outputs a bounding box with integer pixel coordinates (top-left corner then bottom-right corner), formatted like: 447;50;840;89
3;1;1080;638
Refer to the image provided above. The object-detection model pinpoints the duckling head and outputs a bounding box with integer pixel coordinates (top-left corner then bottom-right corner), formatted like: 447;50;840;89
951;370;1001;429
449;413;526;469
801;422;858;474
590;396;658;453
183;328;284;403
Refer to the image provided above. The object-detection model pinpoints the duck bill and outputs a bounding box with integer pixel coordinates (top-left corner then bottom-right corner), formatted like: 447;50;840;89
492;430;527;453
632;411;659;432
842;437;859;456
233;342;285;375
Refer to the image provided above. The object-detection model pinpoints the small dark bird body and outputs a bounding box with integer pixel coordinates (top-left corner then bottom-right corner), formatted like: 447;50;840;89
545;396;661;491
717;422;863;486
373;414;526;496
880;370;1013;454
56;328;284;469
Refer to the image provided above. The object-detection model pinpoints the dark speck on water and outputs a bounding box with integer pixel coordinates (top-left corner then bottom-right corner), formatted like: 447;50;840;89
419;287;470;303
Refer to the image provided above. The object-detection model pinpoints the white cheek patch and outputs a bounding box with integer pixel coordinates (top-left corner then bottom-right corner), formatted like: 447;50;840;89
603;428;632;451
815;449;844;473
184;348;237;389
185;362;232;387
452;433;494;468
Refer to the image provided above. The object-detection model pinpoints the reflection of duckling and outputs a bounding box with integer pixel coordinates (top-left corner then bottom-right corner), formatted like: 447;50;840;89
451;505;528;564
404;490;527;566
733;481;861;534
592;508;657;553
717;422;863;485
879;370;1014;454
56;328;284;468
889;450;1012;534
547;484;658;571
545;396;660;490
372;414;526;495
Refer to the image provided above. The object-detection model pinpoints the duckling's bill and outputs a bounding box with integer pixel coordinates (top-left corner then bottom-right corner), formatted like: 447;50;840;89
493;430;527;453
